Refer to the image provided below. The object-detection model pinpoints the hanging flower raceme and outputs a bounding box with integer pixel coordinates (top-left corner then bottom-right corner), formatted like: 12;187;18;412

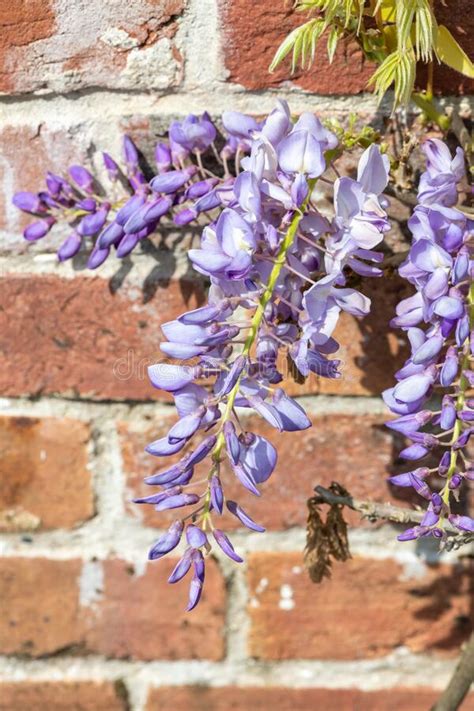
138;103;391;610
12;112;247;268
384;138;474;543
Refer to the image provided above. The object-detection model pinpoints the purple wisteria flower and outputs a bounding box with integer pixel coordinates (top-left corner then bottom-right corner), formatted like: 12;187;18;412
12;113;245;267
134;104;391;609
384;138;473;542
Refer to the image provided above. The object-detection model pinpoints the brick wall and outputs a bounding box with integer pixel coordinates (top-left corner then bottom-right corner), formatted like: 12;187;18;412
0;1;473;710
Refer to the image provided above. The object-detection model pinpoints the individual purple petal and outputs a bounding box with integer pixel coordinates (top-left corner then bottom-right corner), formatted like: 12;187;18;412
224;421;240;465
440;347;459;387
186;436;217;466
270;390;311;431
222;111;259;138
433;296;464;320
155;493;200;511
58;232;82;261
13;191;43;213
148;363;198;392
186;524;208;549
277;130;325;178
102;152;120;181
24;217;55;241
186;573;203;611
448;515;474;532
77;206;109;236
399;443;430;460
385;411;433;435
357;144;390;194
167;412;203;442
213;529;243;563
155;142;172;173
145;436;187;457
87;246;110;269
215;355;246;398
440;395;456;430
68;165;94;192
149;521;184;560
168;549;193;584
210;474;224;514
411;334;444;365
150;169;195;194
115;195;147;226
116;233;140;257
226;500;265;532
98;221;124;249
123;135;139;169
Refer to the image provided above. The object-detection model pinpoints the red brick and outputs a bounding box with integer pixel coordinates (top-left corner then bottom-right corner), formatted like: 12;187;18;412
85;557;225;661
145;686;474;711
0;273;205;400
220;0;473;95
248;553;473;660
121;411;404;530
0;556;225;660
0;1;184;94
219;0;374;94
0;681;128;711
0;415;93;531
0;558;84;656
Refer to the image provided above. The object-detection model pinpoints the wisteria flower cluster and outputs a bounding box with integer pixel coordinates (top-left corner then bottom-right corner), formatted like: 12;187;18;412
12;112;246;267
12;102;391;608
384;138;474;541
127;102;391;609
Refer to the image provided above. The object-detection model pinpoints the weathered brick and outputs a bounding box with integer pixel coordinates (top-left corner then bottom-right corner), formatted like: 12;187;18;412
0;273;205;400
0;0;184;94
0;415;93;531
0;558;83;656
145;686;474;711
0;681;128;711
248;553;473;660
220;0;473;95
0;557;225;660
84;557;225;660
121;411;404;530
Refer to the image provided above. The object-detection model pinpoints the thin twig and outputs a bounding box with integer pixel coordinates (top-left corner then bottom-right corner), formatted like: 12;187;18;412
313;485;473;549
431;632;474;711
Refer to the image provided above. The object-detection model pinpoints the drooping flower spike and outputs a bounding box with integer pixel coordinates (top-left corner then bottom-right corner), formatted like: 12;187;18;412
13;112;248;268
135;104;390;609
384;138;473;542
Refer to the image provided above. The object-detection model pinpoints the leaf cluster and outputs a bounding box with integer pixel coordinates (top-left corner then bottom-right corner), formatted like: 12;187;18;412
270;0;474;108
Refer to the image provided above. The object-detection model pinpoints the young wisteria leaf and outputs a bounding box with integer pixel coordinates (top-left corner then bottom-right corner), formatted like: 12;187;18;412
269;19;325;73
414;0;436;62
435;25;474;79
370;49;416;108
326;25;340;64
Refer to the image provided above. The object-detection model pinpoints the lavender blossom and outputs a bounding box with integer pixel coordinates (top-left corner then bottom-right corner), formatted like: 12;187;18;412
384;138;473;542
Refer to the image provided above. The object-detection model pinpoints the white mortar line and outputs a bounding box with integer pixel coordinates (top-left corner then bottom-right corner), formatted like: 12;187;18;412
0;651;460;691
0;89;470;127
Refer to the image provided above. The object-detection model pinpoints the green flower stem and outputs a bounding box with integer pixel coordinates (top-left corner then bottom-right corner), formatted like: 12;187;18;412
441;282;474;507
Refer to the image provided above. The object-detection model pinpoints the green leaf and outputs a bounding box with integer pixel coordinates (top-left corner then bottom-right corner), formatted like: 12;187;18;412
327;26;340;64
435;24;474;78
269;19;325;73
